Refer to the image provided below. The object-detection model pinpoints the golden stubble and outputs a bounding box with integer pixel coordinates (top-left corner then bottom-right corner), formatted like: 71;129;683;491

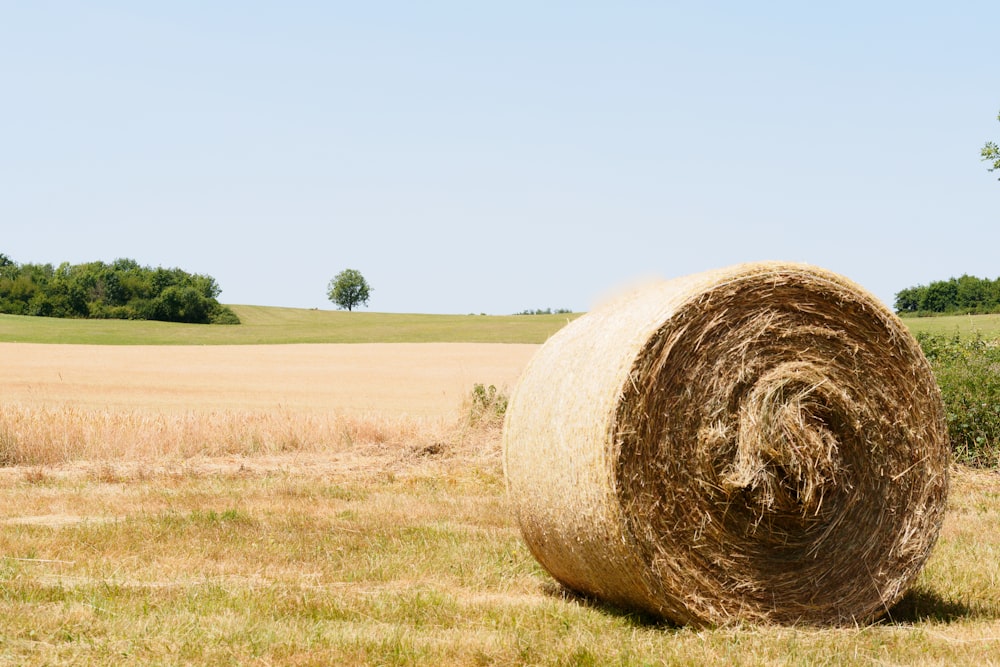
0;342;537;416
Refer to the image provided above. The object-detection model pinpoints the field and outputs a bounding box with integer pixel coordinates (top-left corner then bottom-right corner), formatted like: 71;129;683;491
901;312;1000;339
0;305;579;345
2;305;997;347
1;342;536;418
3;310;1000;664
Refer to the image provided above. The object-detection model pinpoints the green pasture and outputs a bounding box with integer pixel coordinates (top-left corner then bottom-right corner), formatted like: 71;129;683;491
1;306;999;346
899;312;1000;339
0;305;580;345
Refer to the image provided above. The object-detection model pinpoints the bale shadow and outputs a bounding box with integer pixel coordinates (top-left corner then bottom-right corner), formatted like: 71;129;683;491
882;587;980;625
543;581;983;628
540;581;675;629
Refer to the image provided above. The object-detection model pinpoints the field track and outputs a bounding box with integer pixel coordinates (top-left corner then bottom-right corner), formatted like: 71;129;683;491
0;342;538;417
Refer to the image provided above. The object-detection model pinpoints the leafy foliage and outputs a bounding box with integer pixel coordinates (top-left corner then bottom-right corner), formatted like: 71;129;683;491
327;268;372;311
983;109;1000;179
895;275;1000;315
0;254;239;324
917;332;1000;467
468;383;508;427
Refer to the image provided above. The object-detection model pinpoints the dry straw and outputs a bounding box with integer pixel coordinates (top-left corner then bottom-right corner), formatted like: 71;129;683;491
502;262;949;626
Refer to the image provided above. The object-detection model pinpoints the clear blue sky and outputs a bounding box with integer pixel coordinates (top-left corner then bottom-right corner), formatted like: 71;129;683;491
3;2;997;314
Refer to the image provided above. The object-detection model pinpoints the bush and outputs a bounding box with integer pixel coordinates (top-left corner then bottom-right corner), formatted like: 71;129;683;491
210;304;241;325
916;332;1000;467
468;383;508;427
0;254;239;325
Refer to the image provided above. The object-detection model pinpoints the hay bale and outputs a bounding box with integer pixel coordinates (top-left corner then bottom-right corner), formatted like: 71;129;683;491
502;262;949;626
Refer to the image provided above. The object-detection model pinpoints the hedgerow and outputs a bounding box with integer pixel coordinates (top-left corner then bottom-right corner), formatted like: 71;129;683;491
917;332;1000;467
896;275;1000;315
0;254;239;325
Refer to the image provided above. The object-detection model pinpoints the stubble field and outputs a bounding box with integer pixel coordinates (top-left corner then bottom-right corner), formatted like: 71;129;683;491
2;342;536;416
2;330;1000;664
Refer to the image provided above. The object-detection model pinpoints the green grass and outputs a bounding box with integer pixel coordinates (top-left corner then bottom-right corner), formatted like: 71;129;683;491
4;306;1000;347
900;312;1000;339
0;305;581;345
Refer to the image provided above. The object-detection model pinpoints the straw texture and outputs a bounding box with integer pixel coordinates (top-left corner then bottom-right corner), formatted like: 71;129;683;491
502;262;949;626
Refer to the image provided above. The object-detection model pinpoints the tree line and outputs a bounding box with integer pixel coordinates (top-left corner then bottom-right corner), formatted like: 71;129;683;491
895;275;1000;315
515;307;572;315
0;253;239;324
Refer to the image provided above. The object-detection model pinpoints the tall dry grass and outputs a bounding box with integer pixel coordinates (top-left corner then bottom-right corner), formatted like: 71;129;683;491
0;399;501;469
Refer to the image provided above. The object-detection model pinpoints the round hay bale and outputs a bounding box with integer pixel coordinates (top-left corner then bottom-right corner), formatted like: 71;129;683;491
502;262;949;626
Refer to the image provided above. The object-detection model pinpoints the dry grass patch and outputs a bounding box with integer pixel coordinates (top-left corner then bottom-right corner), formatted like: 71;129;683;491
0;380;998;663
1;430;1000;664
0;402;453;467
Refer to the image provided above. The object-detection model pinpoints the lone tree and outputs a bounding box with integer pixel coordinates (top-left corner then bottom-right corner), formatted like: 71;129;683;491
983;109;1000;180
327;268;372;311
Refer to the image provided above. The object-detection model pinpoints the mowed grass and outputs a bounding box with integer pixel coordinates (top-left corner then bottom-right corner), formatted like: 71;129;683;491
1;430;1000;665
0;305;580;345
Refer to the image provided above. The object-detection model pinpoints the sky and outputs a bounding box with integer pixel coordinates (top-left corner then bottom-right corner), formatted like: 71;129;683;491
2;2;998;314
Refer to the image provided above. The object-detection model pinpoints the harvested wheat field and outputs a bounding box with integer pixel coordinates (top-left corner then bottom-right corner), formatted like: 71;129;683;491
0;342;535;466
1;342;537;416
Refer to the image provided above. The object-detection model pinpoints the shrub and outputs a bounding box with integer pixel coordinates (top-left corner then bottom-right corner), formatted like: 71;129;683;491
468;383;508;427
210;304;241;325
0;254;239;325
917;332;1000;467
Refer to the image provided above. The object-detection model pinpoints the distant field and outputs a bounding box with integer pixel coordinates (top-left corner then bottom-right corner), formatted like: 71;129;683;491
0;342;535;418
900;312;1000;338
4;305;1000;346
0;305;580;345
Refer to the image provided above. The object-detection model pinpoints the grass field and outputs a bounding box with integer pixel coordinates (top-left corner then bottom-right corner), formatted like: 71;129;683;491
0;305;579;345
3;309;1000;664
2;427;1000;665
2;306;999;347
900;312;1000;339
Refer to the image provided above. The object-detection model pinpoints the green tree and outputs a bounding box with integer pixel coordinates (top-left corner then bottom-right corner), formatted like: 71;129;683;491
984;109;1000;179
894;286;924;313
327;268;372;311
956;274;987;311
920;279;958;313
0;253;239;324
